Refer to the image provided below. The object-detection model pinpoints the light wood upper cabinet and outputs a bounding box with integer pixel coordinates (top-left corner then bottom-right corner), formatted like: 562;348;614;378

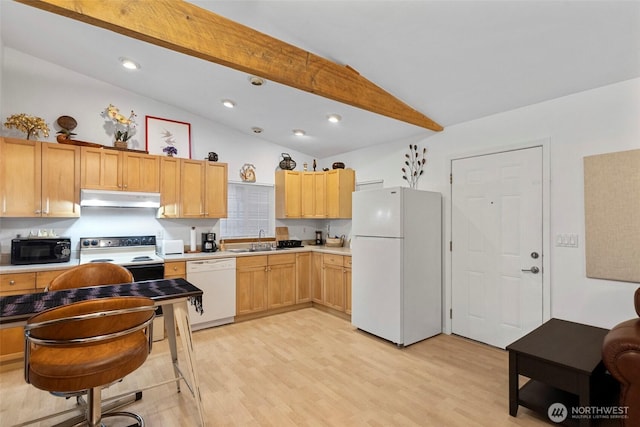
301;172;326;218
80;146;122;190
276;169;355;219
180;159;227;218
275;170;301;218
123;151;160;192
81;146;159;192
158;156;181;218
0;138;80;218
326;169;355;219
204;161;227;218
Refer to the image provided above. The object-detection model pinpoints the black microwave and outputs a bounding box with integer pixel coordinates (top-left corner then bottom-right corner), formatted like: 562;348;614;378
10;237;72;265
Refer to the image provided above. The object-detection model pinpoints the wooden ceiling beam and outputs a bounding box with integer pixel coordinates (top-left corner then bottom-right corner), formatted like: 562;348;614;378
17;0;443;132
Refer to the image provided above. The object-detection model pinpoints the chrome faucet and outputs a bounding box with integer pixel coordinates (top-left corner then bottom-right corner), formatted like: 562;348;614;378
258;229;265;243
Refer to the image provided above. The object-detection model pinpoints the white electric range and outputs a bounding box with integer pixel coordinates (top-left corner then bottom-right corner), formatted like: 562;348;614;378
79;235;164;281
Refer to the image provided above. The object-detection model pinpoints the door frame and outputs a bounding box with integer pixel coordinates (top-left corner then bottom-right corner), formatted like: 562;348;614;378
443;138;551;336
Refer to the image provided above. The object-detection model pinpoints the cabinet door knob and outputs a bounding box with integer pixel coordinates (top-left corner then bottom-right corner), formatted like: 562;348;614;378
9;280;15;285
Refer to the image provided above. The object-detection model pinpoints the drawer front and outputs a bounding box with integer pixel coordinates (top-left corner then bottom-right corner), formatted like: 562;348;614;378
36;269;70;290
237;255;268;269
0;272;36;294
323;254;343;267
268;253;296;265
343;256;352;268
165;261;186;277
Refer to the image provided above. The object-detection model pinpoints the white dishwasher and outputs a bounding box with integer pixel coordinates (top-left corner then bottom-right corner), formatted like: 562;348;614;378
187;258;236;330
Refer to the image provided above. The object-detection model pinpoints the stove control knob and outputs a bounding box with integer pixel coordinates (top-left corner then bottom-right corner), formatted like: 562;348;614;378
91;240;98;246
82;240;90;246
132;238;141;245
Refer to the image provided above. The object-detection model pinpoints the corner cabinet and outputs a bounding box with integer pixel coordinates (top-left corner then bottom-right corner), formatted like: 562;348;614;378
275;169;355;219
0;138;80;218
80;146;160;192
180;159;227;218
267;253;296;309
275;170;301;218
326;169;355;218
301;172;326;218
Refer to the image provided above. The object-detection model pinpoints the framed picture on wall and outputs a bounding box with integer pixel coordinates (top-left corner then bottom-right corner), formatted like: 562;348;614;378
145;116;191;159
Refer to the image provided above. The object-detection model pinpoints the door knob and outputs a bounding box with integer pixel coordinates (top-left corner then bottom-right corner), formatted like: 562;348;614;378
521;266;540;274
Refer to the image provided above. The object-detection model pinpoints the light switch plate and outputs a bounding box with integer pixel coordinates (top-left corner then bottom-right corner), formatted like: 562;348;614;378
556;233;579;248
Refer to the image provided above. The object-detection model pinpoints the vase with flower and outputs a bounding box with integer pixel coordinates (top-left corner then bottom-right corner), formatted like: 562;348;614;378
102;104;136;149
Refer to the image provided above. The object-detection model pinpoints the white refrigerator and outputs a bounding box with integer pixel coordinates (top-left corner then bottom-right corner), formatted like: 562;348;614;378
351;187;442;346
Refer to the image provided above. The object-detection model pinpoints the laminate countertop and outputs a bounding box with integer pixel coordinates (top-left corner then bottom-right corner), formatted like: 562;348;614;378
0;246;351;273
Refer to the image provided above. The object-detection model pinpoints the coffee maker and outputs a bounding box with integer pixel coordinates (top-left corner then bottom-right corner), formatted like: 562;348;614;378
315;230;323;246
201;232;217;252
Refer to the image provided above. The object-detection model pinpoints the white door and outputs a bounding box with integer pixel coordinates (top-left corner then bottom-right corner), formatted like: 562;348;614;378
451;147;543;349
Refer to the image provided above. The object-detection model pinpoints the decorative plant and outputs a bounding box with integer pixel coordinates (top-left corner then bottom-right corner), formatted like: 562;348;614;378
163;145;178;157
3;114;50;140
402;144;427;189
101;104;136;142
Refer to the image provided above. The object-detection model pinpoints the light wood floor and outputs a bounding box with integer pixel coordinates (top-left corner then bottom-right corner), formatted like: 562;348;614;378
0;308;551;426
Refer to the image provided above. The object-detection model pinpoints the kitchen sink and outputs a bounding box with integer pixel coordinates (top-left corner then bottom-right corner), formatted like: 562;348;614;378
226;247;289;253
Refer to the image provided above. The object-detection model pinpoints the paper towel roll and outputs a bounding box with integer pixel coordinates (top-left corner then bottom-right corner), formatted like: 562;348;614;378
190;227;196;252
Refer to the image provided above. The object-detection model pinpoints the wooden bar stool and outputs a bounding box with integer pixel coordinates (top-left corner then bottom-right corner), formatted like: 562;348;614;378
24;296;155;427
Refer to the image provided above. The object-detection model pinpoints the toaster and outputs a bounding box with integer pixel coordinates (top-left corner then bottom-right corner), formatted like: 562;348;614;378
161;239;184;255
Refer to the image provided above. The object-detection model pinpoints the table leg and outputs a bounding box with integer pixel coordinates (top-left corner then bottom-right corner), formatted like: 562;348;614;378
162;304;182;393
578;375;591;427
509;351;519;416
173;300;206;427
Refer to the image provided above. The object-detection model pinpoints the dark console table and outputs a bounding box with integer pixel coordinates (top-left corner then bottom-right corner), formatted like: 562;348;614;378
507;318;618;427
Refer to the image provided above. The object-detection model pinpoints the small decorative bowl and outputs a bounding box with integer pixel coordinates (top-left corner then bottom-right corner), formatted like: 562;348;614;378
332;162;345;169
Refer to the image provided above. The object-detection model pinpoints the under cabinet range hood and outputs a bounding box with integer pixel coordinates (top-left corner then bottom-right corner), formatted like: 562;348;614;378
80;189;161;208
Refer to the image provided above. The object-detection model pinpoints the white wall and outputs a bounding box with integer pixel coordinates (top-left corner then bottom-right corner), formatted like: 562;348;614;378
0;48;319;250
328;77;640;330
2;46;638;330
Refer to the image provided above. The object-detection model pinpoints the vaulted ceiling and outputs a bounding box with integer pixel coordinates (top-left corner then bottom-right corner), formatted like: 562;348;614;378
2;1;639;158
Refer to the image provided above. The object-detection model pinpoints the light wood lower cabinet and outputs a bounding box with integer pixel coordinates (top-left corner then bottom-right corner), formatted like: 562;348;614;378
311;252;323;304
236;256;269;315
296;252;311;303
236;254;297;315
344;256;352;315
164;261;186;279
0;268;70;362
323;254;345;311
267;254;296;309
311;253;351;314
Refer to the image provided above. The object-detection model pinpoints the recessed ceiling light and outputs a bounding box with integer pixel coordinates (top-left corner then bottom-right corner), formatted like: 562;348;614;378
222;99;236;108
252;127;263;134
249;76;266;86
327;114;342;123
119;57;140;70
292;129;306;136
